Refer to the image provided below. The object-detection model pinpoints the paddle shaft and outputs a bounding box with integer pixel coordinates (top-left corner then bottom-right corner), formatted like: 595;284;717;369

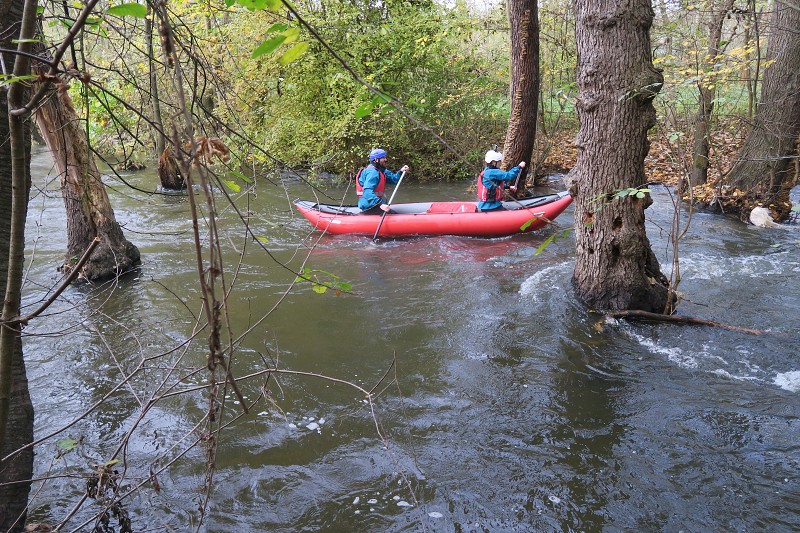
372;170;406;241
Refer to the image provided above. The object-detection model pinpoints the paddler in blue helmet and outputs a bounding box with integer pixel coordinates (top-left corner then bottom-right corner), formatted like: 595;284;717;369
477;150;525;212
356;148;410;213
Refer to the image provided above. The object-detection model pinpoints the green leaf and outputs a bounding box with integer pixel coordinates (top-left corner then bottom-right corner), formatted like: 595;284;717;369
265;23;288;34
236;0;282;10
355;99;374;119
255;235;269;244
533;233;557;256
520;218;535;232
221;179;241;193
278;42;308;65
105;458;122;466
636;191;646;199
237;0;269;10
230;170;253;184
107;3;147;18
1;74;37;85
11;38;41;44
58;437;78;451
312;284;327;294
252;35;286;58
280;27;301;44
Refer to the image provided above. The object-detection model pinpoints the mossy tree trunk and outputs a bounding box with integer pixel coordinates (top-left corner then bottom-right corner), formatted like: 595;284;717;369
502;0;540;192
0;0;35;528
35;83;141;281
723;1;800;219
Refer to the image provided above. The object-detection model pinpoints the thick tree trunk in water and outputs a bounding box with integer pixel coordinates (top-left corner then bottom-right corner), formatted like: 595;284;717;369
724;1;800;217
570;0;673;313
158;146;186;190
0;0;34;528
35;85;141;281
691;0;735;187
502;0;539;192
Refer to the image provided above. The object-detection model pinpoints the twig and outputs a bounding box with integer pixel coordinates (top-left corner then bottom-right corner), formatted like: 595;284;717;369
17;236;100;325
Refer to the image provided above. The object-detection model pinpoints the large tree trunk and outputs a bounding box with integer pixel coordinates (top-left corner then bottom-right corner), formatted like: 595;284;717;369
570;0;673;313
690;0;735;187
35;84;141;281
0;0;35;529
723;1;800;218
502;0;540;193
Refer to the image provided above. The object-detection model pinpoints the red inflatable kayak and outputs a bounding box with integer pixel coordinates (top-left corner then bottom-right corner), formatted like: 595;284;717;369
293;192;573;237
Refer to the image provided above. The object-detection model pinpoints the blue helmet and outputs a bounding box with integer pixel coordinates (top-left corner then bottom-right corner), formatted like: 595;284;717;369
369;148;387;161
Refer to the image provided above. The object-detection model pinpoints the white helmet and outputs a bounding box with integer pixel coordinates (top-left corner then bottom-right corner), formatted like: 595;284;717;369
484;150;503;164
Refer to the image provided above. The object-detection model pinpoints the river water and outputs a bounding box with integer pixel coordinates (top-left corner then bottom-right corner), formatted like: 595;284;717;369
19;149;800;532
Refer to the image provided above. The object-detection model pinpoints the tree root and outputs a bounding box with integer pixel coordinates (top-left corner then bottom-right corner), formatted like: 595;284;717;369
606;309;763;335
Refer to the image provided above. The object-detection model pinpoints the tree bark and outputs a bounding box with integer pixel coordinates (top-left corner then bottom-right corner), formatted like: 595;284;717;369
690;0;735;187
502;0;540;192
35;83;141;281
0;0;35;528
570;0;673;313
146;9;167;158
723;1;800;218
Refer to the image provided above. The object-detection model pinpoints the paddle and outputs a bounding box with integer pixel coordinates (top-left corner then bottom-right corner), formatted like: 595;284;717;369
371;170;406;242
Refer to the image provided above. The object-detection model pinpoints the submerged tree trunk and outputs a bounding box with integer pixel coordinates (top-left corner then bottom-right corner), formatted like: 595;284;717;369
502;0;540;192
723;1;800;218
158;146;186;190
35;84;141;281
570;0;673;313
0;0;35;528
690;0;735;187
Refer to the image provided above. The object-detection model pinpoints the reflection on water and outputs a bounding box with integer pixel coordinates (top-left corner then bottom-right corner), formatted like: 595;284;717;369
19;149;800;531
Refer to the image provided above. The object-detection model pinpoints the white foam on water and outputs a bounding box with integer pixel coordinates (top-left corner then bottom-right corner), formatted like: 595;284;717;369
632;332;699;369
519;263;572;301
676;251;798;281
628;328;796;392
710;368;761;383
774;371;800;392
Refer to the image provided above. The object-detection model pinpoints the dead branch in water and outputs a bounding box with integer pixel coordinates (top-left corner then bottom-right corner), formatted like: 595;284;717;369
606;309;763;335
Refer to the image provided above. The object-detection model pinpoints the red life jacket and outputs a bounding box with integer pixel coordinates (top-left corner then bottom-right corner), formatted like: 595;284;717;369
477;169;503;202
355;164;387;198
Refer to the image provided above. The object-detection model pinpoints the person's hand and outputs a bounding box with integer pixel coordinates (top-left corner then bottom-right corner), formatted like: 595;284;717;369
380;203;391;212
509;186;517;193
400;165;410;173
518;161;526;168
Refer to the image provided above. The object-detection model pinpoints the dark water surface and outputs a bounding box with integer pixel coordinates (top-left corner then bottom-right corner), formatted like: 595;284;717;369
21;150;800;532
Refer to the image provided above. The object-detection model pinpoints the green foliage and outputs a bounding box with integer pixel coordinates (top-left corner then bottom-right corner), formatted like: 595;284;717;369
294;267;352;295
216;0;510;179
0;74;37;85
106;3;148;18
533;228;573;256
589;186;651;212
